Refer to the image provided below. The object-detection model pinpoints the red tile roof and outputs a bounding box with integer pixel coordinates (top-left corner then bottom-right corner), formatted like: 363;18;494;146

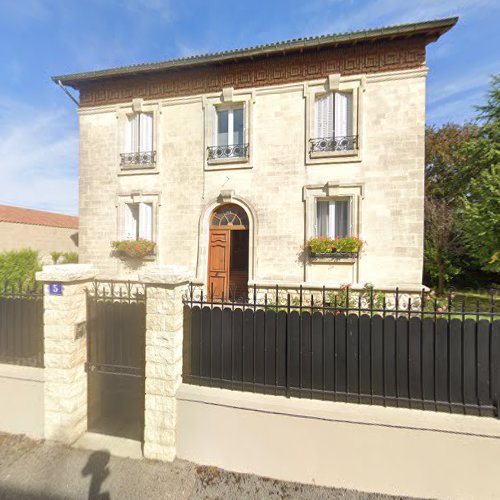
0;204;78;230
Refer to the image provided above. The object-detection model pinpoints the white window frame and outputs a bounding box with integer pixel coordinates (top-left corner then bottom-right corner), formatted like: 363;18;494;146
305;76;362;164
116;100;159;174
116;193;160;256
315;197;352;239
214;104;245;147
123;201;154;241
125;112;154;154
204;90;253;169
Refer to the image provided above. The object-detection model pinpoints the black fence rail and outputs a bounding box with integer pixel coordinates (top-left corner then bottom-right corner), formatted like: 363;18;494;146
0;282;44;367
183;285;500;417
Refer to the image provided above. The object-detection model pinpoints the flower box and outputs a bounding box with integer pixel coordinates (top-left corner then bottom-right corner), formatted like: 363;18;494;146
310;252;359;259
111;239;156;259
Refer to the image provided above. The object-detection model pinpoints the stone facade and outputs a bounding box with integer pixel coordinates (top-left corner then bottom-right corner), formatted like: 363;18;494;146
79;62;426;289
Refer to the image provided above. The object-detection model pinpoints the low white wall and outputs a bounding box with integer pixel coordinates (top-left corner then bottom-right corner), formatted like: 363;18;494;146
177;384;500;500
0;363;44;439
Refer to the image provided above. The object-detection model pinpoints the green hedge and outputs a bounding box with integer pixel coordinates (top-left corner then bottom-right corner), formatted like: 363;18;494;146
0;249;41;289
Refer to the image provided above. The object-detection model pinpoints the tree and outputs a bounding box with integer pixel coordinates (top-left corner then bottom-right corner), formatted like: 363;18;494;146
424;196;461;294
460;75;500;274
461;165;500;273
425;123;479;203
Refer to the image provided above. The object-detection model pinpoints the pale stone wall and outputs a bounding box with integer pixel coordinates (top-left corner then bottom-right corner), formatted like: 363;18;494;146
140;267;189;461
37;264;96;444
0;222;78;263
79;68;425;289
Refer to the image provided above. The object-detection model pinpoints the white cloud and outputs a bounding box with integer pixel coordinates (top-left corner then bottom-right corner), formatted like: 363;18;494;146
0;99;78;214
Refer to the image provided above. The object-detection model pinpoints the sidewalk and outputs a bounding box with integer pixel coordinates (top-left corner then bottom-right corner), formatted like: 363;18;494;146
0;433;400;500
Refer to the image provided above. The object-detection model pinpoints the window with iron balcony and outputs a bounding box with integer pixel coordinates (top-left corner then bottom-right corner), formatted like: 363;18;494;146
207;104;249;163
309;91;358;158
121;112;156;168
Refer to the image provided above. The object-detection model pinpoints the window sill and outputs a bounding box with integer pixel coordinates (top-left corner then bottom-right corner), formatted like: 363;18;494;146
309;252;358;264
207;156;250;166
310;150;359;159
118;168;159;176
114;253;157;262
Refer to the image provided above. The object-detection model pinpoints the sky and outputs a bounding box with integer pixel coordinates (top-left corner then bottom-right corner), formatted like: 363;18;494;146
0;0;498;215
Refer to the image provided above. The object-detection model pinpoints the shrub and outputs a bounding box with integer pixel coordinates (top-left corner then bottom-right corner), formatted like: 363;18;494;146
61;252;79;264
50;251;63;264
111;239;156;259
0;249;41;288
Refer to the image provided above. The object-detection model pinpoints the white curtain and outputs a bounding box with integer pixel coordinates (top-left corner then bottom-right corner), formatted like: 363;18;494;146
316;199;351;238
335;200;350;237
334;92;352;138
139;113;153;152
138;203;153;240
124;204;138;240
315;93;334;138
316;201;329;237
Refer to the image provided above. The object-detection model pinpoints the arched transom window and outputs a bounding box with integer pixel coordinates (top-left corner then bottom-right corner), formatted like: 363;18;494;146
211;204;249;228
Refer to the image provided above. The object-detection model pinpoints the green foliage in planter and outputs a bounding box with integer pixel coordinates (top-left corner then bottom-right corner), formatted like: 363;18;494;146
305;236;335;253
0;249;41;288
333;236;364;253
111;239;156;259
305;236;364;254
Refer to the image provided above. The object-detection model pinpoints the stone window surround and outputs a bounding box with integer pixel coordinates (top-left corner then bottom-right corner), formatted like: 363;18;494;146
304;74;364;165
115;191;161;260
303;182;363;280
116;98;161;175
203;88;254;170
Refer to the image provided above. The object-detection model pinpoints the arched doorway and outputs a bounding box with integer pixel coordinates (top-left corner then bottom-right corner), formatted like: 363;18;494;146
208;204;249;300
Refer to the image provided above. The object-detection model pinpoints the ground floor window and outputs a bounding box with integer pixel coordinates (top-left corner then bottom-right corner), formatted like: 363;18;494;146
316;199;351;238
123;202;153;240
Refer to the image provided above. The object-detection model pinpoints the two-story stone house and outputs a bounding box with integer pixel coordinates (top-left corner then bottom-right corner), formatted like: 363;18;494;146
53;17;457;297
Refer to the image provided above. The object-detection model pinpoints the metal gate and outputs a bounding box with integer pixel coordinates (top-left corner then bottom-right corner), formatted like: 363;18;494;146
85;280;146;441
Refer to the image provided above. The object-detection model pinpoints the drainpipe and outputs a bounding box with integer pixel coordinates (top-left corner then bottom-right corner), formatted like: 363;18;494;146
56;80;79;106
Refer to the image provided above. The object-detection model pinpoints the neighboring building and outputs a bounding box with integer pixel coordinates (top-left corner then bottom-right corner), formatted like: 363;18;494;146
0;205;78;262
53;18;456;295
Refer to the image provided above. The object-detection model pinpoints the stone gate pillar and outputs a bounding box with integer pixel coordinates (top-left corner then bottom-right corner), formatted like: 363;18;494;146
36;264;96;443
140;266;190;461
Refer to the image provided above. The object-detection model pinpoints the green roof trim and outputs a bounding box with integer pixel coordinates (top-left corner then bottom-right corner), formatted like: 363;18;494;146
53;17;458;87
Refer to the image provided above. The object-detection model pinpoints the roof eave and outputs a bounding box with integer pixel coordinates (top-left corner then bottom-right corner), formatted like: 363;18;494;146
52;17;458;88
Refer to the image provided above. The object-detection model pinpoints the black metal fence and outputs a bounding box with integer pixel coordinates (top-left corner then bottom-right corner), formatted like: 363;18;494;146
0;283;44;367
183;285;500;417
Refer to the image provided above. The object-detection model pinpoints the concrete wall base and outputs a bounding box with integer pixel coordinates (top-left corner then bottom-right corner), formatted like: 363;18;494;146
0;363;44;439
176;384;500;500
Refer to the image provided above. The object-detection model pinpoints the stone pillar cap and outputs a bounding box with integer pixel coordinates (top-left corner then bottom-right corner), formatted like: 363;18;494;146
36;264;96;283
139;265;191;285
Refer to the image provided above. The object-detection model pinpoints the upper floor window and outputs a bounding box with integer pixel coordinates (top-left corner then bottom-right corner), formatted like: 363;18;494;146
316;199;351;238
310;92;357;154
121;112;156;168
123;202;153;241
207;105;248;161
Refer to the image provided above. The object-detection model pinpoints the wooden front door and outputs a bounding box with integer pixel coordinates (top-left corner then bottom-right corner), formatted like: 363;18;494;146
207;229;230;298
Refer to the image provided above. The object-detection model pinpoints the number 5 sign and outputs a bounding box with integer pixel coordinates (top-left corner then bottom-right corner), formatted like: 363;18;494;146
49;283;63;295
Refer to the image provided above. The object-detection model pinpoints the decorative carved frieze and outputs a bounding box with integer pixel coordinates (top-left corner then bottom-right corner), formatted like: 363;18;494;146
79;37;427;107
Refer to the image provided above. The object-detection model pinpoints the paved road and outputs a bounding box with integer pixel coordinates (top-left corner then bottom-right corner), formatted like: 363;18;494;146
0;433;403;499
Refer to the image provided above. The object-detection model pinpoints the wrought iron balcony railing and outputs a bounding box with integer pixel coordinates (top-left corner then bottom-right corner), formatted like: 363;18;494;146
207;143;249;161
120;151;156;167
309;135;358;155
